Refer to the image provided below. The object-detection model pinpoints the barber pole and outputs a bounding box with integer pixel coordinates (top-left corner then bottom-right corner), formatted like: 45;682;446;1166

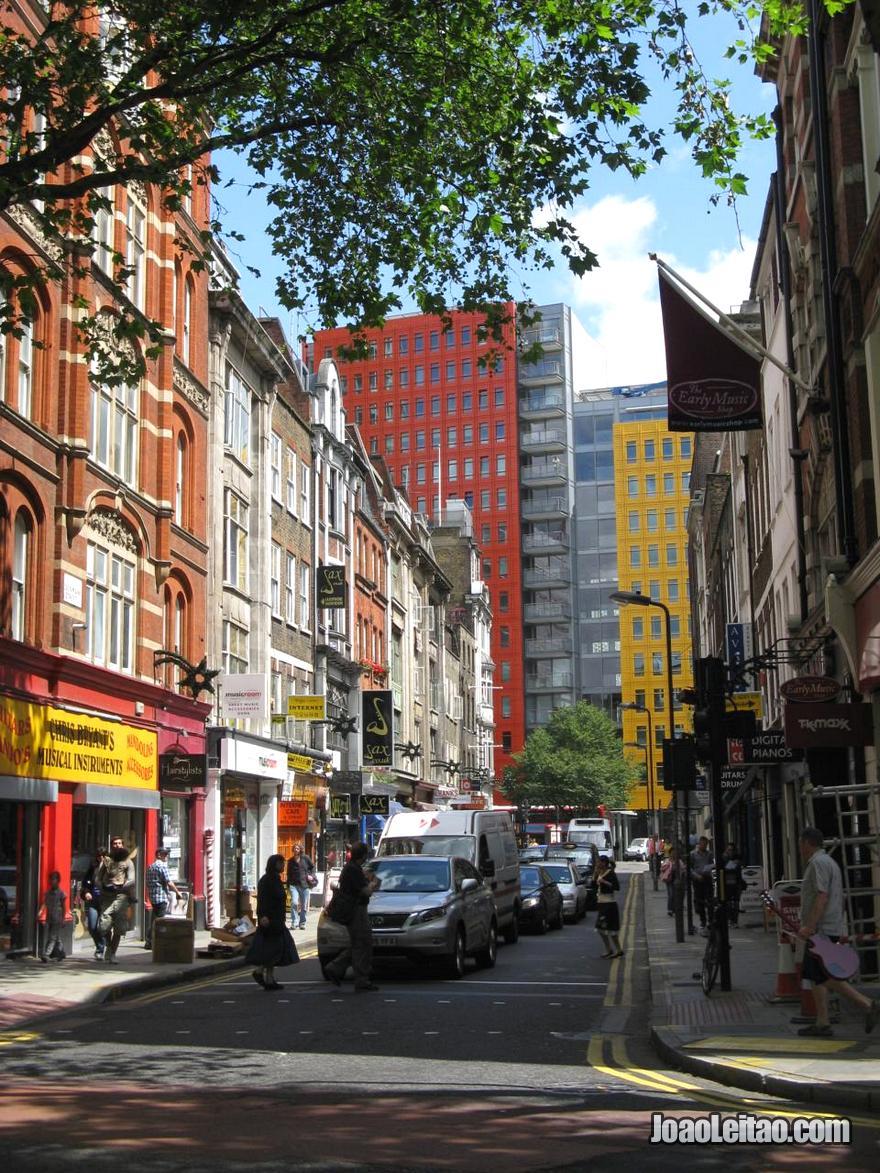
203;828;215;927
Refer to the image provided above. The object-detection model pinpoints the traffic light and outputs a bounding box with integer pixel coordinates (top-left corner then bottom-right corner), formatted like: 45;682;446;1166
692;656;726;763
661;736;697;791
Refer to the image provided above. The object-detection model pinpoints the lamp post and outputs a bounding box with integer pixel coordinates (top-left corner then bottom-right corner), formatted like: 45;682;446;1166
611;589;689;941
619;702;656;834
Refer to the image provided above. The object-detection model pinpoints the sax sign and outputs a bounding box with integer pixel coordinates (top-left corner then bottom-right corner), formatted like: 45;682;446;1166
361;690;394;767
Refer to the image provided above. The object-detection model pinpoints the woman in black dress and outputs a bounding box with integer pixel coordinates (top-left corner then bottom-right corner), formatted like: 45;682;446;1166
596;857;622;958
246;854;299;990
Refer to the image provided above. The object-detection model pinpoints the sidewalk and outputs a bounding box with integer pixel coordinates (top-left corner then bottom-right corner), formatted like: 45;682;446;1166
643;873;880;1110
0;919;319;1033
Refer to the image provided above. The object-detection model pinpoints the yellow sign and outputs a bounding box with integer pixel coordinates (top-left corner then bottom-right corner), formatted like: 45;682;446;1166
0;695;157;789
726;693;764;719
287;695;326;720
287;752;314;772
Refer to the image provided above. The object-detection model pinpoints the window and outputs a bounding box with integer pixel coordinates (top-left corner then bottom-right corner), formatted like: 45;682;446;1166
644;439;655;461
663;473;674;494
224;490;249;592
462;392;472;411
463;425;473;445
182;279;192;365
417;463;426;484
668;580;679;602
286;448;298;514
299;461;310;520
463;458;473;478
86;539;135;672
385;434;394;454
430;331;439;350
496;454;506;474
645;475;656;497
447;394;456;412
17;315;34;419
415;398;425;417
431;428;440;448
447;427;457;446
628;512;639;533
481;524;491;543
499;556;508;577
662;438;673;459
630;546;641;567
286;553;296;623
415;365;424;386
299;563;310;627
430;364;440;384
628;476;638;497
353;374;362;392
497;488;506;507
494;388;504;406
384;370;393;390
495;422;505;440
680;437;692;457
626;441;637;463
651;615;661;638
480;456;490;475
224;364;251;463
368;340;377;358
399;368;409;388
632;616;643;639
416;430;425;450
174;433;186;526
369;403;378;424
483;558;492;578
448;460;458;480
480;490;490;508
400;432;410;452
634;653;645;677
270;433;282;500
500;626;510;647
431;395;440;414
682;472;691;490
125;185;147;309
400;400;410;419
461;326;471;345
223;620;249;674
664;508;675;528
666;543;678;566
368;371;378;391
414;333;424;352
647;544;659;567
670;616;681;637
11;512;30;641
92;371;138;482
93;186;115;275
654;688;665;710
399;336;409;355
271;543;282;615
652;652;663;674
479;390;489;409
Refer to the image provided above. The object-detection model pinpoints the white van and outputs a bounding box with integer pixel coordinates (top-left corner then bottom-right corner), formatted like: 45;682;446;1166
376;810;522;943
567;817;614;860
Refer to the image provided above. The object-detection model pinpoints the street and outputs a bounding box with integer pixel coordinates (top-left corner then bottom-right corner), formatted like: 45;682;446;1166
0;868;876;1172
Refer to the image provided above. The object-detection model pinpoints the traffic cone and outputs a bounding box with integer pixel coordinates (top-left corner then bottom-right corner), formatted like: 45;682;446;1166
769;936;800;1002
796;962;817;1019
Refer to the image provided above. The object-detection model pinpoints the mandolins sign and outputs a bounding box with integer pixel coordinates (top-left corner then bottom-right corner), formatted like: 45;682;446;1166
783;702;874;748
779;676;841;704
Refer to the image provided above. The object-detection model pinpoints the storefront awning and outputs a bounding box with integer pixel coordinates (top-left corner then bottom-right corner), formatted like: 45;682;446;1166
73;783;161;810
0;775;58;803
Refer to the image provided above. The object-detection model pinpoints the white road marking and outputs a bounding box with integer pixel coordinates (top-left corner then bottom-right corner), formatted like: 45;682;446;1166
424;1031;439;1036
235;1030;248;1035
175;1030;191;1035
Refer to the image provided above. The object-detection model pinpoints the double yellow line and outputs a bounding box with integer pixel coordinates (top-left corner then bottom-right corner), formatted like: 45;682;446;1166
601;869;639;1008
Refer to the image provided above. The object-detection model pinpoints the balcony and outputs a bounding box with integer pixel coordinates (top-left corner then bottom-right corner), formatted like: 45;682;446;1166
522;530;570;554
522;566;570;589
526;673;573;691
521;495;568;521
518;392;565;419
519;359;563;385
521;459;566;487
519;428;566;454
524;636;573;657
523;600;572;622
520;325;562;350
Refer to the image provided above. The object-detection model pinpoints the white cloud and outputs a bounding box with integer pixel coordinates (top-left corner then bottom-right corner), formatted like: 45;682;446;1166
552;193;758;389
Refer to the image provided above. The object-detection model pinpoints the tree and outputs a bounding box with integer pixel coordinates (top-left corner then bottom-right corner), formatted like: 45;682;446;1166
502;701;637;813
0;0;848;377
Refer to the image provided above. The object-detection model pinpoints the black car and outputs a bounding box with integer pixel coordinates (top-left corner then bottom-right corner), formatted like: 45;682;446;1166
545;844;599;909
517;864;564;934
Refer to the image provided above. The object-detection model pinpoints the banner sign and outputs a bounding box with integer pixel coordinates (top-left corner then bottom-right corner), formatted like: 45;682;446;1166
726;622;753;692
0;695;157;790
329;794;352;819
658;269;763;432
360;793;390;816
287;752;314;772
317;565;347;609
221;673;268;721
784;702;875;748
287;695;326;720
159;753;206;787
278;799;310;827
361;690;394;767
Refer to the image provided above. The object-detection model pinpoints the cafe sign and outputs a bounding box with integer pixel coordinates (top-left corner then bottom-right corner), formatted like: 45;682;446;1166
0;695;157;789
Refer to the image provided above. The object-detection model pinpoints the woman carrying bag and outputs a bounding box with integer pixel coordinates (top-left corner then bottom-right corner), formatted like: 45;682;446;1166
247;854;299;991
596;857;623;959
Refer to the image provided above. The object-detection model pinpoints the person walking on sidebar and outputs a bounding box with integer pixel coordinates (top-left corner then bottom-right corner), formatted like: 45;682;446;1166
39;871;67;962
796;827;880;1037
595;857;623;959
78;845;108;958
325;842;381;992
96;836;137;964
690;836;714;933
144;846;183;948
286;844;317;930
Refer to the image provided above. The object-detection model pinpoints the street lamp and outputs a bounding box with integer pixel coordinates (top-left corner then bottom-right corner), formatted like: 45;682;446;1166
624;737;659;892
610;589;689;941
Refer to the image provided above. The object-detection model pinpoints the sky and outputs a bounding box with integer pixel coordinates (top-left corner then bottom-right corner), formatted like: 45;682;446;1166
213;10;779;390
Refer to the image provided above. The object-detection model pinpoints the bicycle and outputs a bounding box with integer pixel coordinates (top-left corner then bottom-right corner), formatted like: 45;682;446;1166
694;897;729;995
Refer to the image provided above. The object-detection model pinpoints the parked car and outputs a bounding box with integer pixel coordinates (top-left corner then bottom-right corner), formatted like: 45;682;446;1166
517;864;564;934
518;845;548;863
317;854;498;980
624;837;650;862
545;843;599;909
539;859;588;922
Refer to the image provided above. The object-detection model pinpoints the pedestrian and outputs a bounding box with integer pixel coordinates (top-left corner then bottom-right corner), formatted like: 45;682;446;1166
39;871;67;962
596;857;623;959
286;843;317;930
796;826;880;1038
144;847;183;948
660;846;683;916
246;854;299;991
690;836;714;933
721;843;744;927
324;842;381;992
96;835;137;964
78;846;108;958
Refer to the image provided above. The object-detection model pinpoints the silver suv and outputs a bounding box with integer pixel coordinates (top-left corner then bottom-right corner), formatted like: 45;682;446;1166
318;855;497;979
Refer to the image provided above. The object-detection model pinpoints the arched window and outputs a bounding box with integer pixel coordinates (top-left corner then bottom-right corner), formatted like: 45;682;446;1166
85;520;136;673
11;511;30;640
93;185;116;274
174;592;185;654
175;432;186;526
17;315;33;419
125;184;147;310
92;362;138;483
183;277;192;366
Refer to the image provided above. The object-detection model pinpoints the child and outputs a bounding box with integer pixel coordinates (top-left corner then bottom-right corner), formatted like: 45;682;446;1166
39;870;67;963
596;857;622;958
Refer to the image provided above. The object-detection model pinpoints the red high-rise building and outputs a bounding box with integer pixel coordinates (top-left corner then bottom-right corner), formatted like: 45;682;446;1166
312;309;525;782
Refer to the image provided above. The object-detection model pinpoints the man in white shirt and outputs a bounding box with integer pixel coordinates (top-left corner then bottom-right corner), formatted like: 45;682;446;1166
797;826;880;1037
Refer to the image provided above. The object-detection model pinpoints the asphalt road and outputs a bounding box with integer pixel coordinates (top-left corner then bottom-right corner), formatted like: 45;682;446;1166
0;867;876;1172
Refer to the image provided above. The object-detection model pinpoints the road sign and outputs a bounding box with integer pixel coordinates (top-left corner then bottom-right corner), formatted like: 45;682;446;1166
725;692;763;719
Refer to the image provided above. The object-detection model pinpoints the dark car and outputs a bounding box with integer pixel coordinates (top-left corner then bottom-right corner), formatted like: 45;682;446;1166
545;843;599;909
517;864;564;934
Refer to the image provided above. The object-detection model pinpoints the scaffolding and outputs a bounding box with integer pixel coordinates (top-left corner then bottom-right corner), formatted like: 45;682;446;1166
803;781;880;978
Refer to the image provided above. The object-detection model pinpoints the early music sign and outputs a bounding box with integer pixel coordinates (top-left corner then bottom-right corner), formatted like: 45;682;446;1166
317;565;346;608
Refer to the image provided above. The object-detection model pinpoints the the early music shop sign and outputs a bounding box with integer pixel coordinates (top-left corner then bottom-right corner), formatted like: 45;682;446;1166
317;565;347;609
362;690;394;767
0;695;157;789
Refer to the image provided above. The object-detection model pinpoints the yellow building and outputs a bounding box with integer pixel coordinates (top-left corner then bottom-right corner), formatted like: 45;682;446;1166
613;420;694;817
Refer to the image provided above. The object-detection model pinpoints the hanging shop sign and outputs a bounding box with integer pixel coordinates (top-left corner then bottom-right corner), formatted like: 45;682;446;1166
361;690;394;767
783;702;875;748
725;622;753;692
220;673;268;721
0;695;157;789
220;735;287;780
360;793;390;816
779;676;841;704
159;752;206;787
287;752;314;772
329;794;352;819
317;565;347;609
287;695;326;720
330;769;363;795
